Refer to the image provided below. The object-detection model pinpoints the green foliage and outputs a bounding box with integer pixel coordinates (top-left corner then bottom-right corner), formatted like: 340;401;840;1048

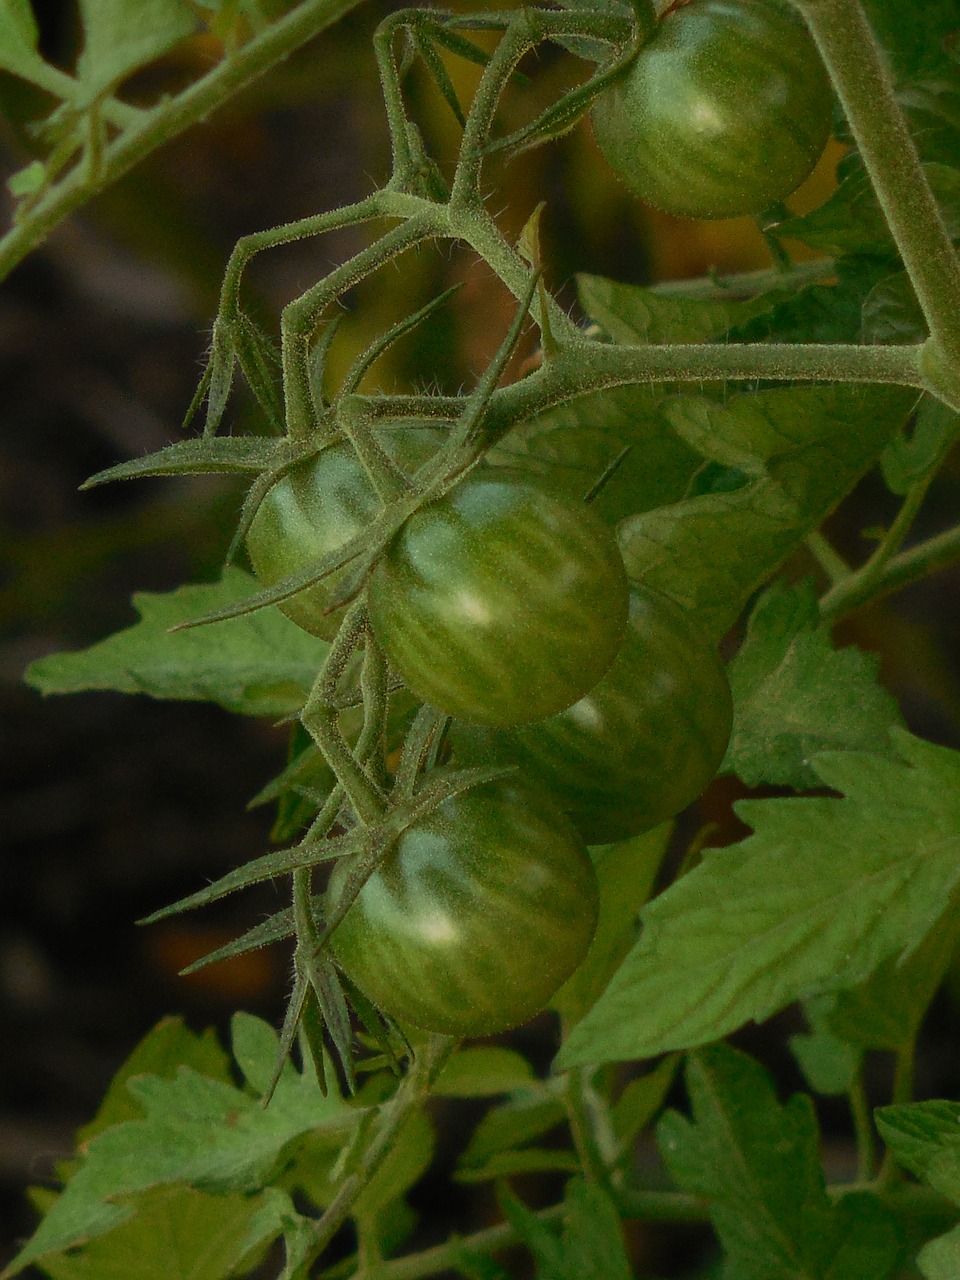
658;1045;903;1279
24;569;327;717
723;580;903;787
557;733;960;1068
9;0;960;1276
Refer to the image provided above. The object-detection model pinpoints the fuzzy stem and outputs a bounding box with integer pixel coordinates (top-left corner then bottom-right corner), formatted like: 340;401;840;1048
0;0;368;283
791;0;960;368
820;519;960;618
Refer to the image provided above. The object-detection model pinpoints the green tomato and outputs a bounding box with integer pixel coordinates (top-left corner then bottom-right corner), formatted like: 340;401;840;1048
591;0;832;219
327;776;599;1036
366;471;629;727
451;585;732;844
245;424;442;639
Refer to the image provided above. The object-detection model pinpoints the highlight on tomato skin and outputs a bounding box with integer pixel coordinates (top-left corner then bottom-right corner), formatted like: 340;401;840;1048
590;0;833;220
244;424;443;639
366;470;630;728
450;584;733;845
326;775;601;1037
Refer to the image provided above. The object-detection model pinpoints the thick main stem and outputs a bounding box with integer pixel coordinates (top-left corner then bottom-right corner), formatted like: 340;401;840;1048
792;0;960;367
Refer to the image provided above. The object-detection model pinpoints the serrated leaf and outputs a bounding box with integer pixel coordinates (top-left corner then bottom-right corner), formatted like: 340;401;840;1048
722;580;903;788
789;996;862;1097
824;908;960;1051
556;732;960;1069
434;1048;536;1097
656;1045;901;1280
5;1017;355;1276
78;1018;231;1145
861;270;926;346
498;1179;632;1280
578;272;806;346
618;384;916;639
774;161;960;256
488;383;699;524
551;825;670;1027
23;568;327;717
876;1101;960;1204
77;0;196;95
29;1184;288;1280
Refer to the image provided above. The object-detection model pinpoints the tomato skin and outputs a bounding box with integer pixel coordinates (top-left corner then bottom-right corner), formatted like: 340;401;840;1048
451;586;732;844
367;472;629;727
327;776;599;1036
591;0;832;219
245;426;441;639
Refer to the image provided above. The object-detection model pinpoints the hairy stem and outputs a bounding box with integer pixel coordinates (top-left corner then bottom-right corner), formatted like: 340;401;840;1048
0;0;369;283
820;520;960;618
791;0;960;368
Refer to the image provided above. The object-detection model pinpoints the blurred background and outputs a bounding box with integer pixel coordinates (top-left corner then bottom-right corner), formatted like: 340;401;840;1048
2;1;960;1275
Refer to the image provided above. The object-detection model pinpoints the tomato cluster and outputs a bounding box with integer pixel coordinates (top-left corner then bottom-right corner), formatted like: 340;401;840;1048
247;432;732;1036
591;0;832;219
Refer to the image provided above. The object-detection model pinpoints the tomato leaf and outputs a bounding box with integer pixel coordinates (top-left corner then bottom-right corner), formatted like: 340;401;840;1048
722;580;904;788
552;825;671;1027
488;384;699;525
917;1225;960;1280
656;1045;902;1280
23;568;327;717
876;1101;960;1204
24;1184;295;1280
0;0;56;87
881;396;960;494
497;1179;633;1280
789;1000;863;1097
4;1014;352;1276
618;384;916;639
457;1093;567;1180
434;1048;537;1097
76;0;197;95
774;160;960;256
556;732;960;1068
577;271;809;345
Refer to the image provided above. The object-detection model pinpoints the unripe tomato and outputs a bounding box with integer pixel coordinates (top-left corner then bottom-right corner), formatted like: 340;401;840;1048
367;471;629;727
451;585;732;844
327;776;599;1036
245;425;442;639
591;0;832;219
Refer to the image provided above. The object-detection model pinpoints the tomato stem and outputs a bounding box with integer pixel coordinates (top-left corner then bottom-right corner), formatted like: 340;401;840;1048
791;0;960;373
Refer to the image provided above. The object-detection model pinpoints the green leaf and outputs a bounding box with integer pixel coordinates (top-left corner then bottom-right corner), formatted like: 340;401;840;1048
881;397;960;495
823;909;960;1051
456;1148;581;1183
861;271;926;346
556;733;960;1069
789;997;862;1097
488;383;699;524
81;437;282;489
0;0;56;86
77;0;196;95
457;1093;567;1180
876;1101;960;1204
4;1017;354;1276
611;1055;680;1152
498;1179;632;1280
23;568;327;717
434;1048;537;1097
656;1045;902;1280
618;384;916;639
919;1223;960;1280
30;1184;288;1280
774;161;960;256
551;825;671;1027
899;79;960;167
577;272;806;345
861;0;960;81
722;580;903;788
78;1018;231;1145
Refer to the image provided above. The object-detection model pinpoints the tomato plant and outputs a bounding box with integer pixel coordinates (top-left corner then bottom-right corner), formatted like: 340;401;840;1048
246;426;442;639
590;0;832;219
366;471;629;726
451;585;733;844
327;775;599;1035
